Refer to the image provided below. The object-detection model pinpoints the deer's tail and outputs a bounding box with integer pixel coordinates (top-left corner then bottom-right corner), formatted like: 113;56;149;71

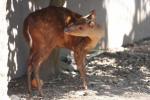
23;18;32;48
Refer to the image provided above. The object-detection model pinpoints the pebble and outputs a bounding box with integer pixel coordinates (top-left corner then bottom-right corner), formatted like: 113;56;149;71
10;95;20;100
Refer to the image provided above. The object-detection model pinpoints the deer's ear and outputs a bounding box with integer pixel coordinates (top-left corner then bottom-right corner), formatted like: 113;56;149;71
65;15;74;27
82;9;96;21
66;16;71;24
82;10;96;27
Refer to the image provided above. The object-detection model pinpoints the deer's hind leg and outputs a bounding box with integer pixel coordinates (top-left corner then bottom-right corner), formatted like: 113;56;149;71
28;47;54;96
27;51;34;95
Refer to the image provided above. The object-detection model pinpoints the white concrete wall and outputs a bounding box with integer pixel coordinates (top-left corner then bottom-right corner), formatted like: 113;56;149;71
104;0;135;48
67;0;150;49
0;0;10;99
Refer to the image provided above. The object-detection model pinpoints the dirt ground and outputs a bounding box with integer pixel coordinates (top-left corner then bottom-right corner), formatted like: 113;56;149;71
8;39;150;100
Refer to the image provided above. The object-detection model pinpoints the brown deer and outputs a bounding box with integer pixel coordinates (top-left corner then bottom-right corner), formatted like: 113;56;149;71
23;5;105;96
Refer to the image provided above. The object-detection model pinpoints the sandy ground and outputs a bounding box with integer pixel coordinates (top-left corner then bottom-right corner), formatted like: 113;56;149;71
8;39;150;100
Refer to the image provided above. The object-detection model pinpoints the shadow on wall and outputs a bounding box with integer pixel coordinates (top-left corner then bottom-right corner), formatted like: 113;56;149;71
67;0;108;49
123;0;150;45
6;0;49;79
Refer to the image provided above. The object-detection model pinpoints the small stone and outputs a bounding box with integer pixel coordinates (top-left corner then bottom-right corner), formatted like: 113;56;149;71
10;95;20;100
75;91;86;96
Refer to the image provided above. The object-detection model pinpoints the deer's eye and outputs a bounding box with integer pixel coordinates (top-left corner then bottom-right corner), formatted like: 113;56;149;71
78;26;83;30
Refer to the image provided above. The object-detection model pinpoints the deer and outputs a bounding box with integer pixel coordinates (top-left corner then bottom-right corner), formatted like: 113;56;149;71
23;5;105;96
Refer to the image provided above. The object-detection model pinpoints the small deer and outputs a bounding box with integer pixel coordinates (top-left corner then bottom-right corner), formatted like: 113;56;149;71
23;5;105;96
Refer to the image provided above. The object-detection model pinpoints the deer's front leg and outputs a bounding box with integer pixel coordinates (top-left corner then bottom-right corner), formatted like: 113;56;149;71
74;50;88;89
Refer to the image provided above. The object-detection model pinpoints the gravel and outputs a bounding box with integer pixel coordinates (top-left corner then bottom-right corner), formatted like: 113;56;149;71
8;39;150;100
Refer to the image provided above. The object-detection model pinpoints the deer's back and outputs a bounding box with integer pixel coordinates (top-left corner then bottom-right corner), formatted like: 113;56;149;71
23;6;81;49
